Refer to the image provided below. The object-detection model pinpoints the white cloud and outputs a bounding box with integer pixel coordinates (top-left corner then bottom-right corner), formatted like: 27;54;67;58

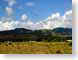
5;0;16;7
0;20;14;31
6;6;13;16
21;14;28;21
5;0;16;16
51;13;60;19
0;17;33;31
0;10;72;31
32;10;72;30
26;2;34;7
63;10;72;28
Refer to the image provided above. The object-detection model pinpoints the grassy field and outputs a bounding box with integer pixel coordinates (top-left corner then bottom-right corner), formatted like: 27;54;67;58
0;41;72;54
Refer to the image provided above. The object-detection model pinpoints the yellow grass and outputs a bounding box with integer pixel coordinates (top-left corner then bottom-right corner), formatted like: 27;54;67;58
0;41;72;54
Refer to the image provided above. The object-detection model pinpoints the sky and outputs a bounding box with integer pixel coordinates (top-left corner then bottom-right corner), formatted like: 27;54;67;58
0;0;72;30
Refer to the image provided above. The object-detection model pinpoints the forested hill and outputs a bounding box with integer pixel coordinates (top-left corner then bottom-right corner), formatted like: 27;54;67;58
0;27;72;42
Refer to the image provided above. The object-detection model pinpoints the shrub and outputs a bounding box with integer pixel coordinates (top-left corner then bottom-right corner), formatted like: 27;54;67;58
56;50;63;54
8;43;12;45
69;42;72;46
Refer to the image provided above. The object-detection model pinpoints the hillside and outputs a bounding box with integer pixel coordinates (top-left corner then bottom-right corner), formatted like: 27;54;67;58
0;27;72;42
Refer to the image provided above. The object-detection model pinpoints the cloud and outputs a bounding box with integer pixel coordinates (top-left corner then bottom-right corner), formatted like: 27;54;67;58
32;10;72;30
63;10;72;28
0;20;14;31
0;17;18;31
26;2;34;7
51;13;60;19
5;0;16;16
5;0;16;7
21;14;28;21
5;6;13;16
0;16;33;31
0;10;72;31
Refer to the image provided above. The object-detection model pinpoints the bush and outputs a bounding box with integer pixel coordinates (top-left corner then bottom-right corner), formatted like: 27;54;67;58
69;42;72;46
56;50;63;54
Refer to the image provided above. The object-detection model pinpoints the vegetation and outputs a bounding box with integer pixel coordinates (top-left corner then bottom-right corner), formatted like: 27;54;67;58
0;41;72;54
0;28;72;42
0;28;72;54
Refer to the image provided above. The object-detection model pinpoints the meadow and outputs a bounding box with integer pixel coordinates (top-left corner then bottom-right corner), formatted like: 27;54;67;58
0;41;72;54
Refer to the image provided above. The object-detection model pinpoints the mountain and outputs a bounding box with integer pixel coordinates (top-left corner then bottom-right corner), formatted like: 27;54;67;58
0;27;72;42
0;27;72;35
0;28;32;34
52;27;72;35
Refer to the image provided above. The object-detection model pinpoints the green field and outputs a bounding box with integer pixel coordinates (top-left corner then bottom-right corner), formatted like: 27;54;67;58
0;41;72;54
